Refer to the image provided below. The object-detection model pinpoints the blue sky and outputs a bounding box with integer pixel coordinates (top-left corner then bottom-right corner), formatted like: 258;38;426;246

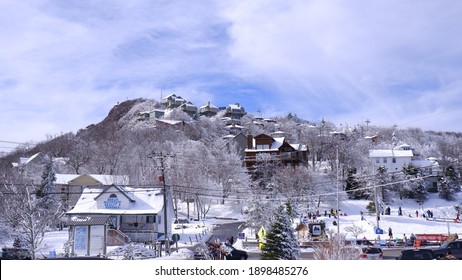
1;0;462;152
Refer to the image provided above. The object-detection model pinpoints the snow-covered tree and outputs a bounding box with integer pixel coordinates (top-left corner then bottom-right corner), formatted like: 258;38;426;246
36;160;59;211
313;233;360;260
373;166;393;204
439;166;461;201
344;224;366;239
345;167;367;199
260;203;300;260
0;183;62;259
244;196;274;232
400;164;429;203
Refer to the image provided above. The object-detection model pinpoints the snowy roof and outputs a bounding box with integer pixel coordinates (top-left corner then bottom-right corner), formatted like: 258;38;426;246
156;119;184;125
162;93;177;100
65;216;110;226
55;174;129;185
271;131;287;137
67;186;164;215
226;124;244;129
369;149;413;158
200;102;218;110
290;144;308;151
411;159;440;168
245;136;285;152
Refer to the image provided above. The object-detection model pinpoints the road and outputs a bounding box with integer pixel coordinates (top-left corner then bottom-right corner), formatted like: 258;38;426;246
206;221;409;260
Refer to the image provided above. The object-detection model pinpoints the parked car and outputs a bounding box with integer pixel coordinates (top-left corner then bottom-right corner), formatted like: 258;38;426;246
396;249;436;260
432;240;462;260
345;239;375;247
223;244;248;260
1;248;32;260
359;247;383;260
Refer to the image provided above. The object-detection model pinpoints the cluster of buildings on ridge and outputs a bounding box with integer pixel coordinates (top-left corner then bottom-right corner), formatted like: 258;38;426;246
137;93;247;121
7;94;445;257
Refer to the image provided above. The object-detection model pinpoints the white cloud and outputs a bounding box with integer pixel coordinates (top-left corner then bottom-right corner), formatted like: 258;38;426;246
224;0;462;128
1;0;462;152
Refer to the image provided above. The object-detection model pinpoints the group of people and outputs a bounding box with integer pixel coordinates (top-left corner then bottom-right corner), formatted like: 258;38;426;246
301;211;320;222
380;206;439;220
299;209;348;223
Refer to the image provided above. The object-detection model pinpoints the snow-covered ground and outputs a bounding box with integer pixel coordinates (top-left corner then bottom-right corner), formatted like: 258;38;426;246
34;193;462;259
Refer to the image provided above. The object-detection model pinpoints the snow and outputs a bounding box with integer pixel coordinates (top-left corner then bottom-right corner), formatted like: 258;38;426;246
33;193;462;259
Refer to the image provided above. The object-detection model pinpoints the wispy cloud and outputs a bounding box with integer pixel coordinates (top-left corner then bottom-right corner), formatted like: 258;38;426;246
1;0;462;151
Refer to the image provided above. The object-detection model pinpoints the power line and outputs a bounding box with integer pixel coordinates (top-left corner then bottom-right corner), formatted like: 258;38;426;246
0;140;27;145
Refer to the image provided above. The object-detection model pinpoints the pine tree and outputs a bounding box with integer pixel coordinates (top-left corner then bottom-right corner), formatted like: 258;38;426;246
345;167;366;199
260;203;300;260
439;166;461;201
37;160;58;210
375;166;392;204
413;171;429;204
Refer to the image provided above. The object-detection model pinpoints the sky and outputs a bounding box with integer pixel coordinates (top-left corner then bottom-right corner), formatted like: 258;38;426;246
2;0;462;153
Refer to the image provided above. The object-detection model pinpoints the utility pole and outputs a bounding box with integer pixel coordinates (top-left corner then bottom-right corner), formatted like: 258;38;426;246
336;148;340;235
374;183;380;230
148;151;173;255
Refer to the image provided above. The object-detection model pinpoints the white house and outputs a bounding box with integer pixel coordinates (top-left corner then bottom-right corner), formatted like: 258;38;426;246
65;185;174;257
369;148;414;172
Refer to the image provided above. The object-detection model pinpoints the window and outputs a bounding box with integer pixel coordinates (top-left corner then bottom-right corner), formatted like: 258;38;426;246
383;158;387;163
376;158;380;164
392;158;396;163
146;215;156;223
256;144;270;150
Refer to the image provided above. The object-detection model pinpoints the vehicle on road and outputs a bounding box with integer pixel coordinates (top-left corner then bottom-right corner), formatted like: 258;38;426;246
1;247;31;260
396;248;436;260
223;244;248;260
359;247;383;260
432;240;462;260
346;239;375;247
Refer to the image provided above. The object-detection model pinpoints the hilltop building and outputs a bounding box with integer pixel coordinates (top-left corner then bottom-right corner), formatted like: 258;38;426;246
244;133;308;173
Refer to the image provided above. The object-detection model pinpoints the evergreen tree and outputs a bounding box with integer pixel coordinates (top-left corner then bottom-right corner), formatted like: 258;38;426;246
375;166;392;204
439;166;461;201
244;196;273;231
413;170;429;204
260;203;300;260
37;160;58;210
345;167;366;199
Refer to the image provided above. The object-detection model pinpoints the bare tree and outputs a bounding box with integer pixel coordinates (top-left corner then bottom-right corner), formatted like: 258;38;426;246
344;224;366;239
0;182;62;259
313;233;360;260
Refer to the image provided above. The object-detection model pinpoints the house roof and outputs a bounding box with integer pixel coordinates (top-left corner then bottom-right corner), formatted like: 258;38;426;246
245;135;285;152
200;101;218;110
369;149;414;158
156;119;184;126
67;186;164;215
95;185;135;203
55;174;129;186
65;216;110;226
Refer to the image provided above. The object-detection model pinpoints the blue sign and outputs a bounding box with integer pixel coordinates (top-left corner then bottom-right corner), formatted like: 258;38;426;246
74;226;87;251
104;195;121;209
